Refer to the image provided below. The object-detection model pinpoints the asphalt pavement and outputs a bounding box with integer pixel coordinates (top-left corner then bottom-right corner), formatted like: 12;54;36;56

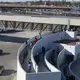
0;30;39;80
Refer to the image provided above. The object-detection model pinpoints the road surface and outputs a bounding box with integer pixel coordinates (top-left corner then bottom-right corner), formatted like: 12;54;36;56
0;30;39;80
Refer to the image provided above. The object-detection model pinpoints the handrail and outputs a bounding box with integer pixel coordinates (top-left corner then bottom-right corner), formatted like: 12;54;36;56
57;49;65;69
45;49;59;72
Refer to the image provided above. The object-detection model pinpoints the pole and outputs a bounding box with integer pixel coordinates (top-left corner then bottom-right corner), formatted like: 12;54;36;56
67;19;70;31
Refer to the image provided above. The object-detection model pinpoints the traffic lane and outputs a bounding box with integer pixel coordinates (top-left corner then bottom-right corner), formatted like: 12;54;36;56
0;42;22;70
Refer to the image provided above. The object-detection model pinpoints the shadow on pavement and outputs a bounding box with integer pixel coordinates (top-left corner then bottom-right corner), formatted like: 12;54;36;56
0;35;29;43
0;52;11;56
1;69;16;76
0;29;23;34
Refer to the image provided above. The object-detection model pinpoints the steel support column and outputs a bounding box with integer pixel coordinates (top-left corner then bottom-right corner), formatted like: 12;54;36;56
39;24;44;39
58;25;62;32
42;24;49;31
0;20;6;28
49;24;53;31
24;23;30;29
52;25;59;33
13;22;16;29
63;25;66;31
33;23;39;30
39;24;44;31
60;25;64;31
16;22;21;28
0;21;8;28
67;19;70;31
9;21;16;29
21;22;25;29
30;23;34;31
4;21;8;28
9;21;13;28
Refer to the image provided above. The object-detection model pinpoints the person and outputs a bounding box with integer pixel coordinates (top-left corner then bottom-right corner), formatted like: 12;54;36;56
22;50;28;64
34;36;38;44
42;46;45;56
26;40;28;45
56;47;60;56
67;75;75;80
39;32;42;39
28;59;32;72
36;53;40;64
29;41;33;49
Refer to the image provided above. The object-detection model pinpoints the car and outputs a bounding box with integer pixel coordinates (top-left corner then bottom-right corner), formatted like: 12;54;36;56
0;49;3;54
0;65;5;75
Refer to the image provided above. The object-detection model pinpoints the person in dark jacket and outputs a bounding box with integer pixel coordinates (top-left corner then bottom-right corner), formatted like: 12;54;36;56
67;75;75;80
28;59;32;72
42;46;45;56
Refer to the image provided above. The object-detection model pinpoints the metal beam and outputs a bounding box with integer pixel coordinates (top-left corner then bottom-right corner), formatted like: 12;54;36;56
9;21;14;28
41;24;49;31
5;21;8;28
64;25;67;31
39;24;44;39
0;21;8;28
16;22;21;28
67;19;70;31
30;23;34;31
21;22;25;29
9;21;16;29
33;23;39;30
24;23;30;29
49;24;53;31
13;22;16;29
62;25;66;31
0;21;4;28
39;24;44;31
52;25;59;33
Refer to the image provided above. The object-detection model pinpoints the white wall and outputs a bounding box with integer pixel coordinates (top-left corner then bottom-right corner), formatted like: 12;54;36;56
17;61;26;80
31;47;39;73
61;44;75;55
65;31;77;39
17;43;27;80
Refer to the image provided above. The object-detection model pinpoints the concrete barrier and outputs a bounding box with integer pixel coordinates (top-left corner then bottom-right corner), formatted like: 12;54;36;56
45;48;60;72
17;43;27;80
31;47;39;73
61;44;75;55
69;60;80;80
65;31;77;40
57;49;74;70
27;72;61;80
75;44;80;60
